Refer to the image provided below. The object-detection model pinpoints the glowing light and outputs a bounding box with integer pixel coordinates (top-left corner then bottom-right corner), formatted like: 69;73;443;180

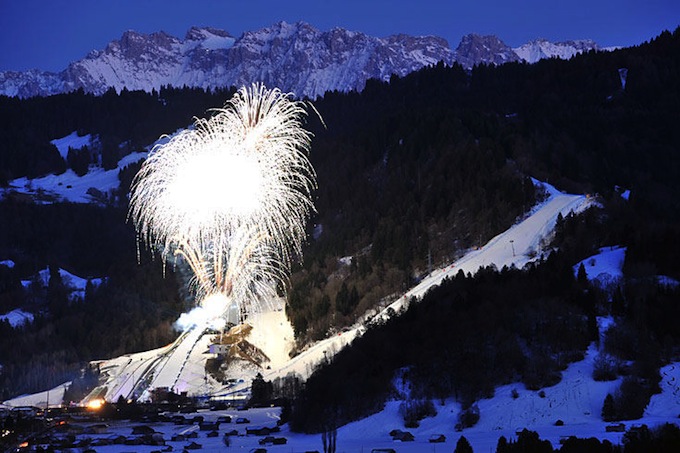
87;398;104;410
129;84;317;328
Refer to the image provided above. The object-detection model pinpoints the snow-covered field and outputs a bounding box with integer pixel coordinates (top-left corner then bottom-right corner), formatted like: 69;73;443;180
5;357;680;453
0;264;104;326
3;179;679;451
0;308;35;327
19;266;105;300
3;152;147;204
0;130;167;204
574;246;626;288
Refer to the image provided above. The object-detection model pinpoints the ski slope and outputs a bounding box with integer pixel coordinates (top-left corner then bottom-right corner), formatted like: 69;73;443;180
400;182;591;303
145;328;204;393
8;180;595;405
73;181;594;402
258;181;595;385
87;327;222;404
5;181;679;451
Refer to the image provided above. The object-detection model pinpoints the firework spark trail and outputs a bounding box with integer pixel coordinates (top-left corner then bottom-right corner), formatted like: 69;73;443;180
129;83;316;326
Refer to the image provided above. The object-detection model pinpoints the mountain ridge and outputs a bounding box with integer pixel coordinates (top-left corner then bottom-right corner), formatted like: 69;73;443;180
0;21;603;99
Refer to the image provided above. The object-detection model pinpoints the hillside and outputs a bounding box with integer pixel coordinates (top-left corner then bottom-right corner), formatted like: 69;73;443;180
0;27;679;429
4;187;679;450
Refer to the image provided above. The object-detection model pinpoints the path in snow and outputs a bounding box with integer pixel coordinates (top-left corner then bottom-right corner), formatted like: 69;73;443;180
241;186;594;391
405;189;590;301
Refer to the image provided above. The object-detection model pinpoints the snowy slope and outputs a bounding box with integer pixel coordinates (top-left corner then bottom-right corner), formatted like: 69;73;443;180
19;266;104;301
142;327;206;398
217;180;596;391
2;152;146;204
574;246;626;288
5;353;679;452
369;180;593;323
0;309;34;327
0;129;181;204
28;180;595;407
3;181;678;450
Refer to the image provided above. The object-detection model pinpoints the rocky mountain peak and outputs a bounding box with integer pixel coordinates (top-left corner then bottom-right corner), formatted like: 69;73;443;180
513;38;600;63
185;26;233;42
454;33;521;68
0;23;604;99
101;29;179;61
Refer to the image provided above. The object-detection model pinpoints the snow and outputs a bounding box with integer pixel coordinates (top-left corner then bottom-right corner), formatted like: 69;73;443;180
247;308;296;369
91;344;175;405
200;34;236;51
383;180;592;312
2;151;146;204
5;351;679;453
2;382;70;409
657;275;680;288
645;363;680;418
85;306;297;405
50;132;92;160
0;308;34;327
0;128;169;203
513;39;597;64
4;180;678;450
142;328;216;399
338;255;353;266
20;266;104;301
573;246;626;287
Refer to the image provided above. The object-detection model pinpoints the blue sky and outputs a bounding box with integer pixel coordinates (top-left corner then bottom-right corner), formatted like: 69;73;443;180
0;0;678;72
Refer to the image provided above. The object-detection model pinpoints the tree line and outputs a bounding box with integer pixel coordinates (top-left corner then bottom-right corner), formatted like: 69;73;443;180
0;27;679;403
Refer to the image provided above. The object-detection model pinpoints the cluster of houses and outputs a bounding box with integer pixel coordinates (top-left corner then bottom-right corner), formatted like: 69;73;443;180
387;429;446;444
3;405;287;453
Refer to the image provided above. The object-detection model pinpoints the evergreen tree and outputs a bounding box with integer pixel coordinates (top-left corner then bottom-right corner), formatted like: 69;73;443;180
577;262;588;286
455;435;474;453
250;372;273;406
496;436;509;453
514;429;553;453
602;393;616;421
47;264;68;317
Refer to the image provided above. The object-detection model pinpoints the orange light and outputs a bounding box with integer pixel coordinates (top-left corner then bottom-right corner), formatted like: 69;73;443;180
19;441;28;447
86;399;104;410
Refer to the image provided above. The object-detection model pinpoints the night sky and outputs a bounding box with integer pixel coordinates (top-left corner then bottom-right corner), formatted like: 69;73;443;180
1;0;678;72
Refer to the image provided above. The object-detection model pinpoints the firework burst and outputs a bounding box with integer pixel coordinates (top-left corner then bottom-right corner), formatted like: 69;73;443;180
129;83;316;325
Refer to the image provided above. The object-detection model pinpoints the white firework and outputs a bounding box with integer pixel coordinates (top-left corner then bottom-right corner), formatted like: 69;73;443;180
129;83;316;324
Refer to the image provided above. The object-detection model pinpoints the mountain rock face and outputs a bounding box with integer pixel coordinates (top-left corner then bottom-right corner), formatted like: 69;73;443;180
513;38;601;63
0;22;601;99
453;33;521;68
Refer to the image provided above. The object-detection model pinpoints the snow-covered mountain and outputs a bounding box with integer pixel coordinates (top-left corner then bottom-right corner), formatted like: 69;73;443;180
0;22;603;99
514;38;602;63
453;33;521;68
0;22;455;99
